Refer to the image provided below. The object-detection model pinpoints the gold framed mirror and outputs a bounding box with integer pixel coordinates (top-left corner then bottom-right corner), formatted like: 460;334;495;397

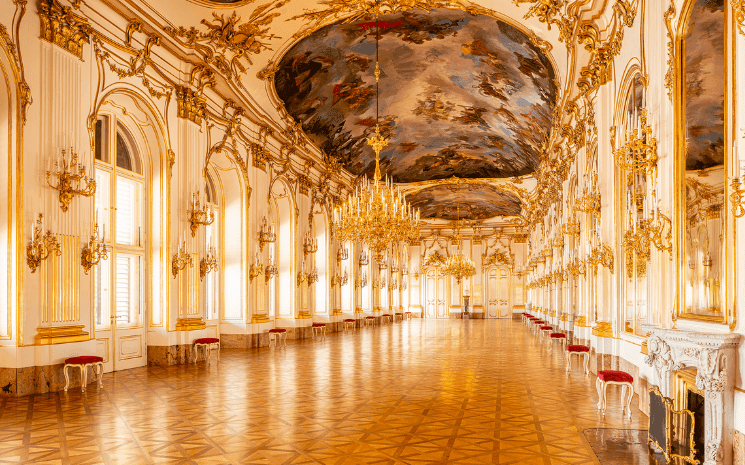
674;0;731;324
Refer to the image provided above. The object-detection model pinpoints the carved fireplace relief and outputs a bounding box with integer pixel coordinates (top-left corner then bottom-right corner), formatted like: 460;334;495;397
643;327;741;465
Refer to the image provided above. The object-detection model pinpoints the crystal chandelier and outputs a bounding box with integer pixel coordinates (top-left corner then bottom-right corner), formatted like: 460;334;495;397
442;184;475;284
333;4;419;263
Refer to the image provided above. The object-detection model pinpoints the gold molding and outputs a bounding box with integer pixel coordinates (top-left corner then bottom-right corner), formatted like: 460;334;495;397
297;311;312;319
575;315;587;327
38;0;90;60
175;317;206;331
35;325;89;345
175;86;207;125
333;309;343;315
591;321;613;338
251;314;270;323
663;0;676;101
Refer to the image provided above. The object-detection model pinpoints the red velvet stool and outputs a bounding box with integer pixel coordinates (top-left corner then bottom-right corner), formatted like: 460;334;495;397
596;370;634;417
381;314;393;323
64;356;103;392
269;328;287;347
404;311;413;320
539;325;553;340
548;332;566;352
395;312;403;322
365;316;376;326
343;318;356;331
193;337;220;364
532;320;546;334
311;323;327;338
566;345;590;374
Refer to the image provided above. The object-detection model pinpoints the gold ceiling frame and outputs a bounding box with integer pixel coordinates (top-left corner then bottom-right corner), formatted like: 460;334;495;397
673;0;735;329
185;0;259;8
260;0;565;202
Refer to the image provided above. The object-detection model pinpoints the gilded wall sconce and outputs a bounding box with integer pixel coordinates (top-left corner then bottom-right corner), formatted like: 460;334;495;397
358;250;369;266
171;239;193;278
302;231;318;257
258;216;276;251
264;259;278;282
336;245;348;263
186;192;214;237
249;252;263;282
341;269;348;286
199;245;218;281
27;214;61;273
296;266;308;287
308;267;319;284
46;149;96;212
81;219;109;275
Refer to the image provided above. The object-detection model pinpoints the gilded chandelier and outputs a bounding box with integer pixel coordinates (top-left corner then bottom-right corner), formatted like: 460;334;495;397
333;7;419;263
442;186;475;284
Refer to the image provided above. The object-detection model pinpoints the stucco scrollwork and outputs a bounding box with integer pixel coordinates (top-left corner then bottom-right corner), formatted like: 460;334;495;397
643;334;674;377
695;349;726;392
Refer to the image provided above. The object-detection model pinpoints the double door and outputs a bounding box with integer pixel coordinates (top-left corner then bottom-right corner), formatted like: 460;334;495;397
486;267;511;319
425;268;448;318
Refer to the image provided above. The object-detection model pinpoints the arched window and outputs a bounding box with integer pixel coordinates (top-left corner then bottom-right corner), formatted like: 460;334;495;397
94;115;145;329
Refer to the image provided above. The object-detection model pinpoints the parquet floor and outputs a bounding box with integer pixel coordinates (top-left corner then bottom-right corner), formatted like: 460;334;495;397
0;319;649;465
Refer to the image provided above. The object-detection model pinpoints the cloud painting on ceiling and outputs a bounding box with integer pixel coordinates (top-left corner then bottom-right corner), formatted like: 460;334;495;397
275;9;557;183
406;184;522;221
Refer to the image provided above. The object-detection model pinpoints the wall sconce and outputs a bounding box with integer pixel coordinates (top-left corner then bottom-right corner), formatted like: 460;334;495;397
358;250;369;266
308;267;319;284
412;268;419;281
402;279;407;291
187;191;214;237
331;270;341;287
402;265;408;276
391;280;398;290
550;236;564;250
378;256;388;270
264;259;278;282
199;245;218;281
562;220;580;237
249;252;263;282
296;265;308;287
342;268;348;286
390;259;399;273
336;245;348;263
731;178;745;218
46;149;96;212
258;216;276;251
381;277;386;288
171;239;193;278
360;272;368;288
81;216;109;275
303;231;318;257
614;108;658;174
27;214;61;273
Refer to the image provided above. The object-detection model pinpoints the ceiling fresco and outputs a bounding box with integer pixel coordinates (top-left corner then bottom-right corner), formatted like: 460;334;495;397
406;184;522;221
274;8;558;186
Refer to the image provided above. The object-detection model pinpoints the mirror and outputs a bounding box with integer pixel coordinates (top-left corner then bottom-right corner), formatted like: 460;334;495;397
677;0;727;322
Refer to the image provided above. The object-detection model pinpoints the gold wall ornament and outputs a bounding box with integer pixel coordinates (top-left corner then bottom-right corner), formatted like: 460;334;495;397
663;1;676;101
308;267;319;284
38;0;90;59
175;86;207;125
256;60;279;80
562;220;580;237
336;245;349;263
164;3;288;81
358;250;369;266
264;259;278;282
550;235;564;250
613;109;658;174
251;143;269;171
482;249;513;267
730;178;745;218
424;251;445;267
298;174;311;195
587;242;614;273
80;220;108;275
249;252;263;282
46;149;96;212
199;246;218;281
296;267;308;287
94;36;171;100
732;0;745;35
257;216;276;251
187;191;215;237
302;231;318;257
27;214;61;273
172;240;194;278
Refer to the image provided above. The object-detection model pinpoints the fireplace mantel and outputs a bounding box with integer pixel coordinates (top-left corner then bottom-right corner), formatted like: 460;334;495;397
642;326;742;465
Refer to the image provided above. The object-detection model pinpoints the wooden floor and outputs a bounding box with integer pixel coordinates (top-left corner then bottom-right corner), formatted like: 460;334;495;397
0;319;650;464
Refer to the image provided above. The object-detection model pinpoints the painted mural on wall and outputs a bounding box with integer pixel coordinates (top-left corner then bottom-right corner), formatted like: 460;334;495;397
275;9;557;184
684;0;724;171
406;184;522;220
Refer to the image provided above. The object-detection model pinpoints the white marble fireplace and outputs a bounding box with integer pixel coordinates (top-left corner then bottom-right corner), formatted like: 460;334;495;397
643;327;742;465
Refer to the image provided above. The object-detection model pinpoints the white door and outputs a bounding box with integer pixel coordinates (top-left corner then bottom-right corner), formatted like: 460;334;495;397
436;271;448;319
425;269;436;318
487;269;498;318
498;267;511;318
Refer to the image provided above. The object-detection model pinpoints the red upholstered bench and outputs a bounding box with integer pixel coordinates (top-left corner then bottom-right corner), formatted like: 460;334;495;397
343;318;356;331
596;370;634;417
539;325;553;340
311;323;327;338
194;337;220;364
549;332;566;352
566;345;590;374
64;356;104;392
269;328;287;347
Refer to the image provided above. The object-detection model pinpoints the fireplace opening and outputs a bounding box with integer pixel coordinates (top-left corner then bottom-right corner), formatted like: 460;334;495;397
686;390;704;464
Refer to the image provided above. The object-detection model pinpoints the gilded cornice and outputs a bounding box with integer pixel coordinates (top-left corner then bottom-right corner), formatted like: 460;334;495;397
38;0;91;59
